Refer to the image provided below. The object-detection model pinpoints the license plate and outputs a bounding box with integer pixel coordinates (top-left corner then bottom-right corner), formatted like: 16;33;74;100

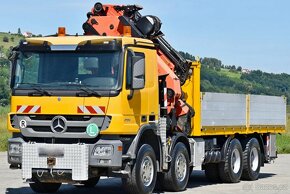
38;147;64;157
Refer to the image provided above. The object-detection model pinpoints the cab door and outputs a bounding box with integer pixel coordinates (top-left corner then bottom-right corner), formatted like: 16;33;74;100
121;47;158;134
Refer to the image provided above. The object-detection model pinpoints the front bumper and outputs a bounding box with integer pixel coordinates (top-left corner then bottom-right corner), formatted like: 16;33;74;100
8;138;122;181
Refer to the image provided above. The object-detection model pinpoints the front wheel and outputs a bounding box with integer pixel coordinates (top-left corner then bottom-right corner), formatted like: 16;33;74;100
29;179;61;193
161;142;190;191
123;144;157;194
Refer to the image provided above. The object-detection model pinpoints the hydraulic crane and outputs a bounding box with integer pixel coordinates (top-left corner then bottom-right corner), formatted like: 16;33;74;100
83;2;194;134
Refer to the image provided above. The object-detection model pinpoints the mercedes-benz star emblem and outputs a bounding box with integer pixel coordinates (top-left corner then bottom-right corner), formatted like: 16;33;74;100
51;116;67;133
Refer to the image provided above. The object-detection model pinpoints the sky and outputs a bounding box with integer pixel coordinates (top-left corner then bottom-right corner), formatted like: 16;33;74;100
0;0;289;73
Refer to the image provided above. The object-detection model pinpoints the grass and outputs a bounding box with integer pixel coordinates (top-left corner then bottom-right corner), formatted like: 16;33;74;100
0;106;10;151
276;107;290;154
218;68;242;80
0;32;24;51
277;134;290;154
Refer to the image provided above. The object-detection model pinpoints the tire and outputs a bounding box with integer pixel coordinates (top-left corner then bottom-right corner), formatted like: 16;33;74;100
29;179;61;193
74;177;100;188
204;163;221;182
241;138;261;180
219;138;243;183
161;142;190;192
123;144;157;194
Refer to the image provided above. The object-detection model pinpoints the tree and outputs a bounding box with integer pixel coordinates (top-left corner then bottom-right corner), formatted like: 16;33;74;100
215;66;221;71
231;65;236;70
179;51;195;61
17;28;22;35
201;57;222;68
2;36;9;42
237;66;242;71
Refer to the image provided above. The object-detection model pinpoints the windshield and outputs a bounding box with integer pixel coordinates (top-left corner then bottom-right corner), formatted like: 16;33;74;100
13;51;121;91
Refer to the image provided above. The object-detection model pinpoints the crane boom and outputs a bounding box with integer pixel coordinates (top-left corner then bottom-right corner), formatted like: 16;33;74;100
82;2;194;132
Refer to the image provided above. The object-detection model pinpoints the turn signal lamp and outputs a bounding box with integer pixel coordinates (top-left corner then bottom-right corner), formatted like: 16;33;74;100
123;26;132;37
58;27;66;36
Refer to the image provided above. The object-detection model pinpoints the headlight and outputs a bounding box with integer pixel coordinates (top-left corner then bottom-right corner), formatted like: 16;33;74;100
9;143;22;155
93;145;113;157
9;156;21;163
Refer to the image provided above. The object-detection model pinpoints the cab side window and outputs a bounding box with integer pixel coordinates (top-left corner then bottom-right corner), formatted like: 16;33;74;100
126;51;145;89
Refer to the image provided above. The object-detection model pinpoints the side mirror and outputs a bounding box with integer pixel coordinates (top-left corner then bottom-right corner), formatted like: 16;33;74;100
131;55;145;90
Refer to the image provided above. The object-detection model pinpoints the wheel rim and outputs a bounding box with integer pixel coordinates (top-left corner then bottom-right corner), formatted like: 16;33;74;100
231;148;241;174
175;152;187;182
250;147;259;171
141;156;154;187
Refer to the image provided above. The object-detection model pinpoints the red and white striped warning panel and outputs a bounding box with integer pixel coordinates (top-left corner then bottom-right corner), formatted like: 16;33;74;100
77;106;105;114
16;105;41;113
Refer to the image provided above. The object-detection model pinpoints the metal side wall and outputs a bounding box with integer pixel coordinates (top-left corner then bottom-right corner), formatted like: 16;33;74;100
200;92;286;136
249;95;286;125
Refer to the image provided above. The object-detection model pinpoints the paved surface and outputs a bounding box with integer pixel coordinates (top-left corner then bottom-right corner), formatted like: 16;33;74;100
1;152;289;194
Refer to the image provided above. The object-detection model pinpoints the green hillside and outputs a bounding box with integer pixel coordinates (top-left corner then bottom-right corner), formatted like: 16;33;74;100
217;68;242;79
178;53;290;103
0;32;24;51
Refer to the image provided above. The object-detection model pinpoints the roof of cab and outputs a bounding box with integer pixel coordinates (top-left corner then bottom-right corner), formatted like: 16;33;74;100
25;35;154;46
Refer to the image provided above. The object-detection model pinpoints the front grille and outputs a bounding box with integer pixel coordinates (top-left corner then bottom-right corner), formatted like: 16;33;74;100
32;126;87;133
28;115;92;121
10;114;111;139
66;127;86;133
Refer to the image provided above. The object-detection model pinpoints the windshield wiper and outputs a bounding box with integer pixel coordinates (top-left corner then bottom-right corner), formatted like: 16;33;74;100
29;87;52;96
77;86;102;97
17;83;52;96
55;82;101;97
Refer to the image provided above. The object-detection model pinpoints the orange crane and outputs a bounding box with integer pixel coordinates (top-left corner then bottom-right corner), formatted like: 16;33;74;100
83;2;194;134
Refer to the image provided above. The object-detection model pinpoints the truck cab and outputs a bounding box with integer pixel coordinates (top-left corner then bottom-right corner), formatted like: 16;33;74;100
7;35;161;191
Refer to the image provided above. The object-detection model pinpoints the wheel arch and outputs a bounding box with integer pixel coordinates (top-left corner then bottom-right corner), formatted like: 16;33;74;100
126;124;162;168
169;133;191;163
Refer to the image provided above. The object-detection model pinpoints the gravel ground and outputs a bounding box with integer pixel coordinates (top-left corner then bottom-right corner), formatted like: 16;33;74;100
1;152;289;194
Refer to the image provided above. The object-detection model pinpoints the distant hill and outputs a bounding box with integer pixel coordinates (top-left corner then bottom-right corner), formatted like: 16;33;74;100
0;32;289;105
179;52;290;103
0;32;24;51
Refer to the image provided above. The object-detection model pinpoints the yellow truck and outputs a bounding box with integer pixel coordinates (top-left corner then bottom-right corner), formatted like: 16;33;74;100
7;2;286;194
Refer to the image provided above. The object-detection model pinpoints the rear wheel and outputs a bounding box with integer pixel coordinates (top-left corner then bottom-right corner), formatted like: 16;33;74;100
161;142;190;191
29;179;61;193
204;163;221;182
241;138;261;180
123;144;157;194
219;138;243;183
